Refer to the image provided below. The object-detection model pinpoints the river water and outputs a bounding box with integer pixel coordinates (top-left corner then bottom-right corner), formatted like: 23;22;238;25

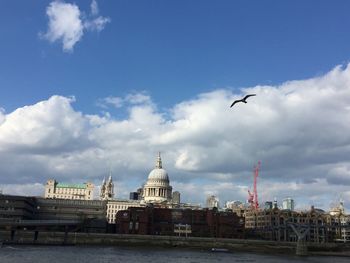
0;245;348;263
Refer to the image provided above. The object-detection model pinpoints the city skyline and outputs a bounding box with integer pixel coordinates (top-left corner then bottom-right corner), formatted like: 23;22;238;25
1;1;350;210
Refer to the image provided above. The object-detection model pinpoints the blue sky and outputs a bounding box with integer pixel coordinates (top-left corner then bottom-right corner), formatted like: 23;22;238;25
1;1;350;113
1;1;350;210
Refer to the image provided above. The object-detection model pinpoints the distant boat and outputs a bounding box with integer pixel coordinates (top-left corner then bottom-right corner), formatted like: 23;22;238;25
211;248;229;252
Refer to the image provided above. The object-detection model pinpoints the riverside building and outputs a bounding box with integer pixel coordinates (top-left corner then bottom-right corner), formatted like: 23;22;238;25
106;199;143;224
98;173;144;224
44;179;94;200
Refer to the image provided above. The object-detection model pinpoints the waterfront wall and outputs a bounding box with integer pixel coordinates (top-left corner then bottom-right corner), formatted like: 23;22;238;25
1;230;347;255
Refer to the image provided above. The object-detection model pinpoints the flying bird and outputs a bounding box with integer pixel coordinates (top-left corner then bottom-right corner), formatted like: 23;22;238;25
230;94;256;107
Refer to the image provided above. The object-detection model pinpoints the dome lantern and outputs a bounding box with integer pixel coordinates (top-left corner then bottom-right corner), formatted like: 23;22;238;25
156;152;162;168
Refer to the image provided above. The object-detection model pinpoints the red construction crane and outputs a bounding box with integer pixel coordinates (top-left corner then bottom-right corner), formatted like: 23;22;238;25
248;161;261;209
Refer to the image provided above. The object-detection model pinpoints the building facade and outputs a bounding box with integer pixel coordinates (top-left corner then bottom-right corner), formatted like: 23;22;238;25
206;195;219;209
326;201;350;242
282;198;295;211
142;153;173;203
172;191;181;204
106;199;143;224
116;207;245;238
44;179;94;200
0;194;36;221
129;192;139;200
36;197;106;221
244;206;334;243
0;194;107;233
225;200;246;217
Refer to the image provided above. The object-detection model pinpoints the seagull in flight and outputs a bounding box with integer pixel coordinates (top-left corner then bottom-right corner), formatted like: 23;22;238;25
230;94;256;107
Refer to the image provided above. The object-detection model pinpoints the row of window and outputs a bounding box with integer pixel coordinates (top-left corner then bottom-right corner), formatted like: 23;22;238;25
46;195;85;200
47;188;90;195
108;205;130;211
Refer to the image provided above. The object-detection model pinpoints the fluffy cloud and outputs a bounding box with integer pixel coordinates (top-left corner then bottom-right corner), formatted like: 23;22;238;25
41;0;110;52
96;96;124;109
0;96;89;153
0;108;5;125
83;0;111;32
41;1;83;52
96;93;152;109
0;183;44;197
1;64;350;211
84;16;110;32
90;0;99;16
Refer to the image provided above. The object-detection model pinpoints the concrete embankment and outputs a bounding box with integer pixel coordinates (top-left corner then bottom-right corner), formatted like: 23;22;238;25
0;230;348;256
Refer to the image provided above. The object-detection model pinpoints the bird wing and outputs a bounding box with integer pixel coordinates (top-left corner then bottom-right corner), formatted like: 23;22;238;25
230;99;241;107
243;94;256;100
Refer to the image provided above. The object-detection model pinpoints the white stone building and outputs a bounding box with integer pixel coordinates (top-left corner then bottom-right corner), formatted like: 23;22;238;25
106;199;143;224
206;195;219;208
101;174;144;224
143;152;173;203
44;179;94;200
282;197;295;211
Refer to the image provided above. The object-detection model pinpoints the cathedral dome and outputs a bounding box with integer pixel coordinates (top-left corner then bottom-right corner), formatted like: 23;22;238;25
148;168;169;181
143;152;172;203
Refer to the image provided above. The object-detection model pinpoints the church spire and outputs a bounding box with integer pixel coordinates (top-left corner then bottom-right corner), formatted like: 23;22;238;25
100;177;106;200
108;167;113;182
155;152;162;169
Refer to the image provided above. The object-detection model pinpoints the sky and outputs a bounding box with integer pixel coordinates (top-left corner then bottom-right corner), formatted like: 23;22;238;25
1;0;350;211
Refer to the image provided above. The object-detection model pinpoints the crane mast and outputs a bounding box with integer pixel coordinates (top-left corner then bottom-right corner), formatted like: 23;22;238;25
248;161;261;210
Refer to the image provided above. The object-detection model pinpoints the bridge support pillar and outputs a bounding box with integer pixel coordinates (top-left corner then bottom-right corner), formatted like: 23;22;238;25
296;240;308;256
10;229;15;241
63;226;68;245
34;230;39;242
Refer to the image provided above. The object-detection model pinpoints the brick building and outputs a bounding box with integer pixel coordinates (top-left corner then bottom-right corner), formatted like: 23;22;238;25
116;207;245;238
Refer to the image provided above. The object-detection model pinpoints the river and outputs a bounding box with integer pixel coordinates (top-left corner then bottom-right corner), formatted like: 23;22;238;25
0;245;348;263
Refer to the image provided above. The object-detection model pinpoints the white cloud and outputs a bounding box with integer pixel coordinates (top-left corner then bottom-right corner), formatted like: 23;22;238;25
41;1;83;52
41;0;110;52
96;93;152;109
1;64;350;211
125;93;152;105
327;164;350;185
85;0;110;32
84;16;111;32
0;95;89;152
0;108;5;125
0;183;44;197
96;96;124;109
90;0;99;16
